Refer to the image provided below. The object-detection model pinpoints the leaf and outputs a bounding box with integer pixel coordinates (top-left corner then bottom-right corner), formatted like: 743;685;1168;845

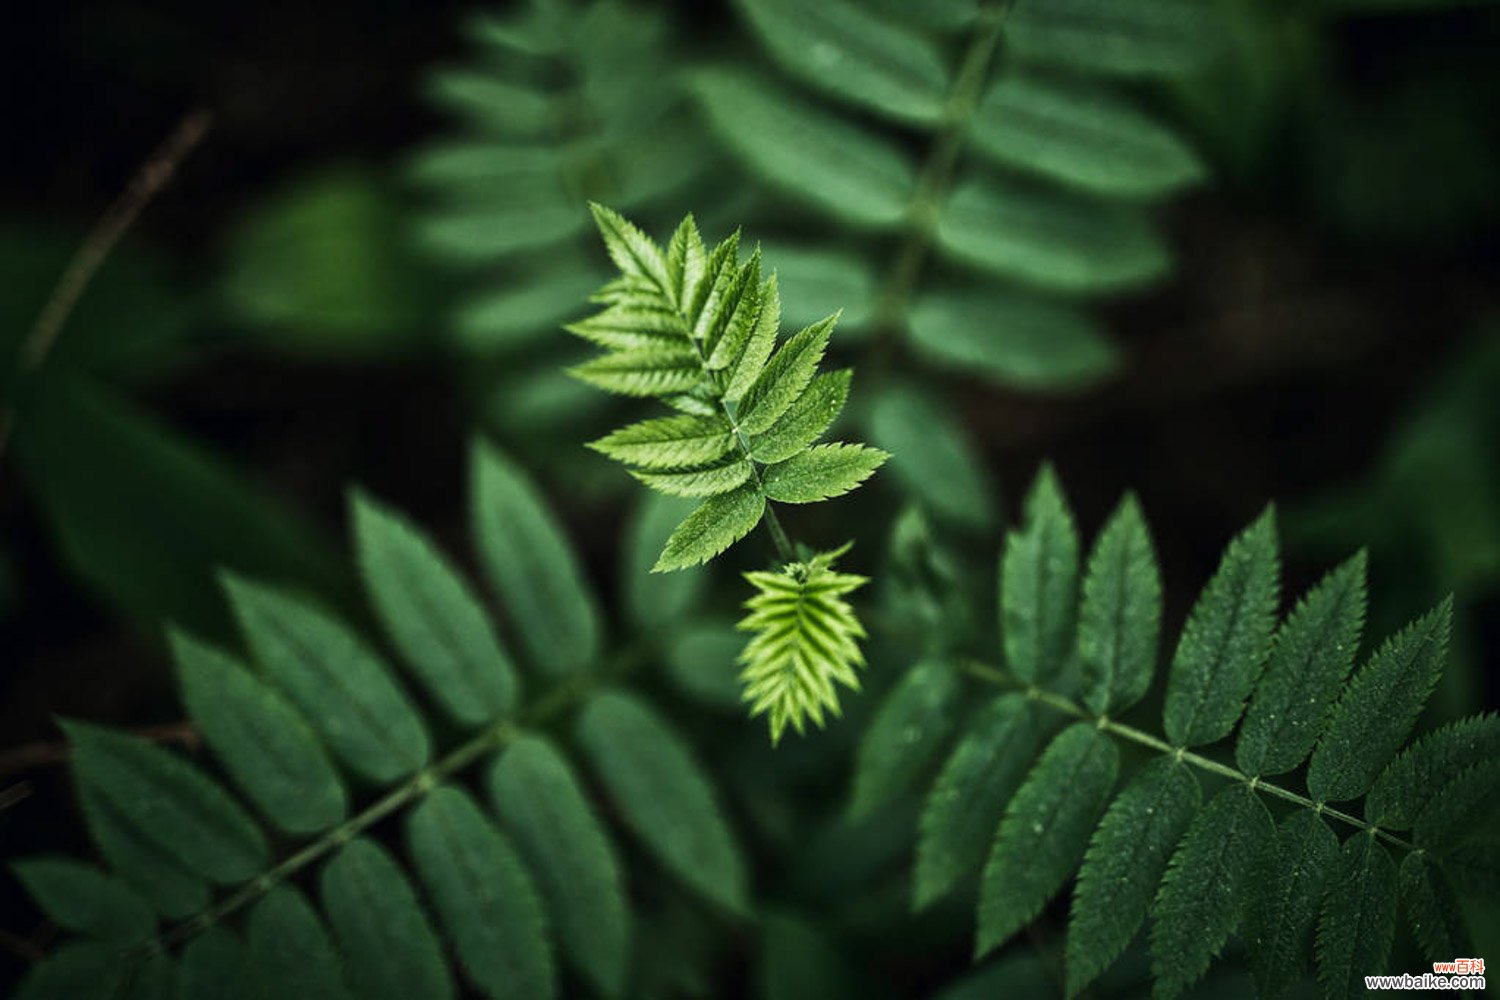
1316;834;1397;1000
758;244;875;331
408;787;555;1000
1236;552;1367;776
320;838;454;1000
170;629;347;835
1366;713;1500;828
654;485;766;572
763;443;888;503
735;315;837;435
12;942;125;1000
1397;852;1470;964
970;74;1205;199
1065;758;1200;996
1306;597;1452;802
10;859;154;944
735;0;948;123
758;913;855;1000
64;720;267;884
908;288;1118;391
1413;758;1500;849
977;723;1119;956
591;414;736;469
247;886;353;1000
1078;494;1162;715
471;441;603;677
1149;784;1274;1000
691;69;916;228
352;490;518;726
623;494;707;629
568;347;703;397
1001;466;1081;687
1242;809;1340;1000
664;625;746;710
937;179;1172;293
915;694;1044;908
588;202;669;290
423;70;553;135
1162;507;1280;747
749;370;851;464
489;736;630;997
866;383;994;529
1005;0;1213;78
632;459;756;498
454;262;601;355
223;575;430;783
848;662;962;820
723;274;781;403
180;928;258;1000
575;691;748;913
74;782;208;919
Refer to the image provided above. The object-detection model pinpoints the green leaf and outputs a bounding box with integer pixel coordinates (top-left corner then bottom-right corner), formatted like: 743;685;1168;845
915;695;1044;908
320;838;454;1000
75;782;208;919
180;928;257;1000
64;720;267;884
763;443;887;503
654;485;766;572
471;441;603;677
170;630;346;835
665;214;708;311
352;490;518;726
1149;784;1274;1000
749;370;851;464
632;460;756;499
971;74;1205;198
664;625;746;710
13;942;124;1000
1236;552;1367;776
758;913;855;1000
1065;758;1200;996
736;315;837;436
10;858;154;944
977;723;1119;956
735;0;948;123
223;575;430;783
1413;758;1500;849
624;494;707;629
588;202;669;290
121;953;174;1000
1162;507;1280;747
908;289;1118;391
418;202;583;262
758;244;875;331
568;347;702;397
408;787;555;1000
938;179;1171;293
723;274;781;404
454;262;601;355
1306;597;1452;802
489;736;629;998
1005;0;1213;78
1078;494;1162;715
1242;809;1340;1000
867;384;994;529
1366;713;1500;828
1316;834;1397;1000
1397;852;1470;964
848;661;962;820
591;414;736;469
691;69;916;228
423;70;553;136
247;886;352;1000
1001;466;1080;687
575;691;748;913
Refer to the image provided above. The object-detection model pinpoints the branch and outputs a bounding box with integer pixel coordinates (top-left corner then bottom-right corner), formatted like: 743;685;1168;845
0;722;199;780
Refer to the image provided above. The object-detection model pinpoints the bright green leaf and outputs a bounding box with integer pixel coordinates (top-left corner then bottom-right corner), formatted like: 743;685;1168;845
763;443;887;503
654;485;766;572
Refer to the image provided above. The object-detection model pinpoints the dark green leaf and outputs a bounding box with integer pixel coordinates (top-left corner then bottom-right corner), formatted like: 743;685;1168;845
623;494;707;628
179;928;257;1000
866;384;994;529
75;783;208;919
1078;494;1161;715
10;858;154;943
1397;851;1469;964
849;661;962;821
1006;0;1213;78
1000;465;1080;687
1242;809;1340;1000
758;913;855;1000
1316;834;1396;1000
247;886;352;1000
12;942;124;1000
1413;758;1500;849
664;625;745;710
1366;713;1500;828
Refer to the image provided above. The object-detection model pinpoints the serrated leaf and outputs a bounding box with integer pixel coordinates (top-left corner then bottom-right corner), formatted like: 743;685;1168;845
1149;784;1274;1000
1006;0;1213;78
763;443;887;503
848;661;962;820
1162;507;1279;747
1366;713;1500;828
736;0;948;123
1237;553;1367;776
1397;852;1470;964
170;630;346;835
180;928;257;1000
576;691;748;913
13;942;124;1000
320;838;454;1000
64;721;267;884
489;736;629;997
735;315;837;435
588;202;669;290
567;303;687;351
703;250;764;368
624;494;707;629
568;347;702;397
866;384;994;529
1242;809;1340;1000
1413;757;1500;849
1078;494;1161;715
723;274;781;403
632;459;756;499
352;491;518;726
591;413;735;469
75;783;207;919
224;575;431;783
691;69;916;228
665;214;708;312
654;485;766;572
10;859;154;944
1316;834;1396;1000
759;244;875;331
1001;466;1080;687
750;370;851;464
1306;597;1452;802
977;723;1119;956
247;886;352;1000
408;787;555;1000
971;74;1205;198
915;694;1043;908
472;441;602;677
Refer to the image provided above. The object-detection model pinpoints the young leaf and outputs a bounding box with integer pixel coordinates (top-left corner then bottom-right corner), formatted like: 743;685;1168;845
1365;712;1500;828
74;783;208;919
631;459;755;498
408;787;555;1000
1242;809;1340;1000
170;629;347;835
654;485;766;572
749;369;851;464
471;441;602;677
352;490;518;726
1065;758;1200;996
734;314;836;436
10;859;155;944
489;736;629;998
848;661;961;820
1236;552;1367;776
1078;494;1161;715
1397;852;1470;964
1162;507;1279;747
1306;597;1452;802
867;383;994;529
1316;834;1397;1000
320;838;454;1000
576;691;748;913
762;443;887;503
665;214;708;311
977;723;1119;957
590;414;735;469
1001;465;1080;687
1150;784;1274;1000
180;928;257;1000
247;886;353;1000
915;695;1043;909
623;494;706;628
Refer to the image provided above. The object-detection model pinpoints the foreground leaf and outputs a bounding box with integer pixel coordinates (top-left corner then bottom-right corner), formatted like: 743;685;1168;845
1078;494;1161;715
1242;809;1340;1000
1316;834;1396;1000
1000;465;1080;687
655;485;766;572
